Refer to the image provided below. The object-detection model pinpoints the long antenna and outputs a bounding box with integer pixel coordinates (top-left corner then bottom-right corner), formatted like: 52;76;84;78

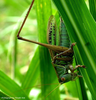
13;83;60;93
17;0;35;37
43;84;61;100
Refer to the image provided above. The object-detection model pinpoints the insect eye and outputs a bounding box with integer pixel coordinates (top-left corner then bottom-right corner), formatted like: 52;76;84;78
61;77;65;81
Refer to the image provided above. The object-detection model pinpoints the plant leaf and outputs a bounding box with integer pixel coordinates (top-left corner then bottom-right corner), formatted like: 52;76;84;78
36;0;60;99
52;0;96;99
0;71;29;100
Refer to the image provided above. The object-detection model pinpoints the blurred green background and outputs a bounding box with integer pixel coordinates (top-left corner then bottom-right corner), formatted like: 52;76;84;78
0;0;38;78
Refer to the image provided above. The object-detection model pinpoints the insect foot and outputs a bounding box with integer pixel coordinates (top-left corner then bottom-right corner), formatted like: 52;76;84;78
71;65;86;72
78;75;83;78
71;42;76;49
76;65;86;68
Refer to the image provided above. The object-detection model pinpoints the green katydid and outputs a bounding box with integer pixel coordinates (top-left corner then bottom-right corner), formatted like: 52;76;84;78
47;16;85;83
17;0;85;84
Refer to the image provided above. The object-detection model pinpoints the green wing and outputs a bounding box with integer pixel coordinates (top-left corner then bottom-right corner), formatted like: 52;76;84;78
59;17;70;48
47;15;59;58
47;15;57;45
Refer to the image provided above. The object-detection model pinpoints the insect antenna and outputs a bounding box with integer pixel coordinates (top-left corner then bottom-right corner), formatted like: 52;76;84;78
13;83;60;99
13;83;60;93
43;84;61;100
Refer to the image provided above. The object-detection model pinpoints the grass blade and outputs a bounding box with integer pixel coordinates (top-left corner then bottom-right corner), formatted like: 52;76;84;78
52;0;96;99
36;0;60;99
0;71;29;100
89;0;96;21
0;91;13;100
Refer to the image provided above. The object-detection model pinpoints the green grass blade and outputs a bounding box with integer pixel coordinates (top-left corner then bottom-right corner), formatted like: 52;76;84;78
0;71;29;100
0;91;14;100
36;0;60;99
89;0;96;21
52;0;96;99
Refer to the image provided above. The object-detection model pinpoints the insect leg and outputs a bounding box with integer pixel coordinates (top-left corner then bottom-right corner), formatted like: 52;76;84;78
17;0;35;38
52;48;71;63
71;71;83;81
70;43;76;49
72;75;82;81
68;65;85;73
74;65;86;70
52;43;75;63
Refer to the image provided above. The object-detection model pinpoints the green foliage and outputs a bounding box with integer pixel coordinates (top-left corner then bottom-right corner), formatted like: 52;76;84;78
0;0;96;100
0;91;13;100
53;0;96;100
0;71;29;99
35;0;60;100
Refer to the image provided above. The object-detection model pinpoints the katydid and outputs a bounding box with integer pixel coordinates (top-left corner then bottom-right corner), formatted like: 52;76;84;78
47;16;85;83
17;0;85;84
